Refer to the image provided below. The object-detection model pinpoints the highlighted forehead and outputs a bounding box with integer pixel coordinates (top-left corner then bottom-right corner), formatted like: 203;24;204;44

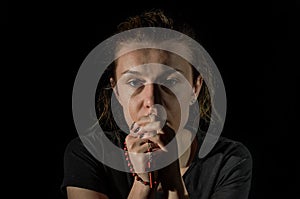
115;49;193;79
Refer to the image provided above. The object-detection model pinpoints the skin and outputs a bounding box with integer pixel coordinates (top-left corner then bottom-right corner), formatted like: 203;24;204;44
67;49;202;199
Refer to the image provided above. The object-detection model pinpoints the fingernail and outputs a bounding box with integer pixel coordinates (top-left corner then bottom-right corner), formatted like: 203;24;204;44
130;122;136;130
134;127;140;134
130;122;139;133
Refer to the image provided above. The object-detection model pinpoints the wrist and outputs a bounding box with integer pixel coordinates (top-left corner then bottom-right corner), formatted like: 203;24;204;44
128;176;157;199
135;172;159;189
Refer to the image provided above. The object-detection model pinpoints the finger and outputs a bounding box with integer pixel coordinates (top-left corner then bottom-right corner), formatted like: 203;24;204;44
147;125;175;151
130;122;144;137
130;121;138;130
138;131;157;139
139;121;163;132
135;114;160;126
147;134;168;152
130;121;164;138
125;134;144;147
134;142;151;153
125;135;150;153
130;121;156;135
130;112;166;134
132;121;162;139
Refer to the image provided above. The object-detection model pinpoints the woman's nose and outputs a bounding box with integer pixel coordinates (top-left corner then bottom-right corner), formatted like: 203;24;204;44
143;83;160;108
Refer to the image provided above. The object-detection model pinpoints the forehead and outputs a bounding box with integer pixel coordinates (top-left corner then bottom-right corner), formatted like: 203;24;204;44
115;49;192;78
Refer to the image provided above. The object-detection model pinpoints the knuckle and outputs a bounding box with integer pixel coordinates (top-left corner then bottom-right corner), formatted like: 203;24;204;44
127;143;135;151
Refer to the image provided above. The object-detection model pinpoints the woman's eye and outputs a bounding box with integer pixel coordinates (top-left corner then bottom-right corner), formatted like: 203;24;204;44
127;79;144;87
164;78;179;86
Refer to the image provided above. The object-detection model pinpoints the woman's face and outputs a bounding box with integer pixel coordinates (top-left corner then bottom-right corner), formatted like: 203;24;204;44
112;49;202;132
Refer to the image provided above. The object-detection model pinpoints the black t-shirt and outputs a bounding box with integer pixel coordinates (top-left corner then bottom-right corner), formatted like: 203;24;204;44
61;131;252;199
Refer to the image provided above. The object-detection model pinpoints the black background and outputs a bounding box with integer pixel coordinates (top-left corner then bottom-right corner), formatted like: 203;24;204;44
8;1;299;198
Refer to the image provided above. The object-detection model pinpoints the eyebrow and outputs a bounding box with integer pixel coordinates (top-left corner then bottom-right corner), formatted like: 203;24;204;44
121;68;184;75
121;70;142;75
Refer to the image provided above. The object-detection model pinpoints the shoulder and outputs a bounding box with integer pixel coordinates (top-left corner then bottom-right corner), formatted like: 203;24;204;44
63;137;85;159
63;136;102;170
63;136;95;160
63;130;128;176
62;132;131;198
64;136;84;152
209;136;252;161
62;136;110;195
197;135;252;176
184;136;252;198
194;136;252;196
64;130;126;159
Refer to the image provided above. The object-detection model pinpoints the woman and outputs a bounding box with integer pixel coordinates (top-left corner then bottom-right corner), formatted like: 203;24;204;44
62;10;252;199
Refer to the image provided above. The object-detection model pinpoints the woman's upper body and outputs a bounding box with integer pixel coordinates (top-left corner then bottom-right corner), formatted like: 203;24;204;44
61;130;252;199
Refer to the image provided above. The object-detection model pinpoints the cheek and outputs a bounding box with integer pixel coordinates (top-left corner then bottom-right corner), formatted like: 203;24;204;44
120;102;134;127
116;89;136;126
180;102;190;130
163;93;190;131
121;95;141;126
128;98;139;121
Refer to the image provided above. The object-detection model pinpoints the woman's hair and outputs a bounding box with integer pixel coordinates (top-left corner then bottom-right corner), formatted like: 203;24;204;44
95;9;212;132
